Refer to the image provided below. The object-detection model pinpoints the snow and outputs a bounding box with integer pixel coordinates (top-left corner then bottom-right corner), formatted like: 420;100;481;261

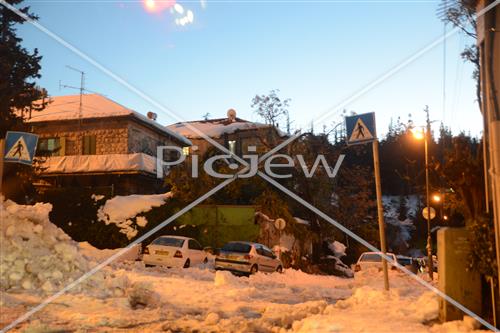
1;200;489;333
78;242;141;263
329;240;347;258
167;117;288;139
91;194;105;202
38;153;163;176
0;200;108;296
294;217;310;225
97;192;172;239
25;94;192;146
383;195;419;250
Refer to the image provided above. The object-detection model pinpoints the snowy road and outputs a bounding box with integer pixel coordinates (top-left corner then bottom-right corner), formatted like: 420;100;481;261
0;201;489;332
1;264;486;333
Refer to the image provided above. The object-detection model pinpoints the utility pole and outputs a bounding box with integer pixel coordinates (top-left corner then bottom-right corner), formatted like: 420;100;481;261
373;139;390;291
424;106;434;280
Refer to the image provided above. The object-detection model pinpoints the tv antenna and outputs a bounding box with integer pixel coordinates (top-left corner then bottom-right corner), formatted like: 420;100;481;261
59;65;103;126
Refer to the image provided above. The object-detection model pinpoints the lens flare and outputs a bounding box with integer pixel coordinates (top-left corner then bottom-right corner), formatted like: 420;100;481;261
143;0;175;13
144;0;156;11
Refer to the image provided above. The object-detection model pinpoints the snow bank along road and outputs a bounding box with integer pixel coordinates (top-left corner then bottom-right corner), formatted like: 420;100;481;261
0;200;490;332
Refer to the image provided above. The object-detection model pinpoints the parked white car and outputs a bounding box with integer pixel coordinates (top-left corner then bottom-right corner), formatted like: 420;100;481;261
353;251;397;273
143;235;208;268
215;241;283;276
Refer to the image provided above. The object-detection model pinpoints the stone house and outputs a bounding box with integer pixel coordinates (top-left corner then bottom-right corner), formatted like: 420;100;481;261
25;94;191;194
166;109;288;157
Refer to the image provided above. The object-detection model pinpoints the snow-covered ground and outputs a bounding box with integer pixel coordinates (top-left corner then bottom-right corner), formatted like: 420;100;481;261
0;200;488;332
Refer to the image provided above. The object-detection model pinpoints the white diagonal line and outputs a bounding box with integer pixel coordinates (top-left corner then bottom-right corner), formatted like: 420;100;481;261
257;171;499;332
0;176;238;333
0;0;249;169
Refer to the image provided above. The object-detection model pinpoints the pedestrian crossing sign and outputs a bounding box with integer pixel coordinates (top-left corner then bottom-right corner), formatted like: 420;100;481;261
4;131;39;165
345;112;376;145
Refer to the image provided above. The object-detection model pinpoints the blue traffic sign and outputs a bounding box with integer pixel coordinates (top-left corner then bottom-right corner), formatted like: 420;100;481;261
345;112;376;145
4;131;39;165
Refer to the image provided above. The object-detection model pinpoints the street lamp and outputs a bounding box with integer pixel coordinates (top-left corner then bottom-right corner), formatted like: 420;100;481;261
411;107;434;280
432;193;442;203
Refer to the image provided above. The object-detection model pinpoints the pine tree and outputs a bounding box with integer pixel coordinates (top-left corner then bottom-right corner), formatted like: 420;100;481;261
0;0;46;137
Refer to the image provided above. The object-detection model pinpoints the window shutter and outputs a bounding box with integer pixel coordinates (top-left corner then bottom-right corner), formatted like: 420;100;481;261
90;136;96;154
83;135;96;155
83;136;90;155
59;137;66;156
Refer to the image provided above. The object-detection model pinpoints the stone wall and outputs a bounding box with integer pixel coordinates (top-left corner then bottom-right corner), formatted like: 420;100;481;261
31;117;184;157
32;119;129;155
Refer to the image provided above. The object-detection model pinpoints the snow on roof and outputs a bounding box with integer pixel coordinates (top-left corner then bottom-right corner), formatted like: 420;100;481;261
37;153;163;176
25;94;191;146
167;117;287;139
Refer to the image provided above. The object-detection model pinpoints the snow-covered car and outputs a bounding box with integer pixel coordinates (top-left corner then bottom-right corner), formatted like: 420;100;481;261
396;255;419;274
143;235;207;268
215;241;283;276
353;252;397;273
319;256;354;278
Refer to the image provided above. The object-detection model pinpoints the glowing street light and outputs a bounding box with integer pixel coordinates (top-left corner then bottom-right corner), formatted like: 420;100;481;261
432;193;442;203
411;106;434;280
411;127;425;141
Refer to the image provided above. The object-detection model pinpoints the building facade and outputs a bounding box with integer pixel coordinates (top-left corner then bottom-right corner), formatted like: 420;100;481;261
25;94;191;194
166;109;288;157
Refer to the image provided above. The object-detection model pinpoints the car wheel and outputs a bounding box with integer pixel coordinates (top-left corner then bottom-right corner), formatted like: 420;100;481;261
203;257;208;264
276;266;283;273
183;259;190;268
250;264;258;275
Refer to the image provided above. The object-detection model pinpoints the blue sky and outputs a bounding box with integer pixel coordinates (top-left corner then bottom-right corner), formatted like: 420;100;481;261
18;0;482;137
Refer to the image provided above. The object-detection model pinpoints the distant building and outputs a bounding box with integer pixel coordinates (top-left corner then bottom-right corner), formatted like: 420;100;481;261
23;94;191;194
166;109;288;156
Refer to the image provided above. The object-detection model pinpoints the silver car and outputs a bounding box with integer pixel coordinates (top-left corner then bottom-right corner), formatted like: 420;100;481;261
215;242;283;275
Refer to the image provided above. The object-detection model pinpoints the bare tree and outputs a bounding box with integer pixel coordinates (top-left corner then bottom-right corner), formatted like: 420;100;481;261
251;89;291;128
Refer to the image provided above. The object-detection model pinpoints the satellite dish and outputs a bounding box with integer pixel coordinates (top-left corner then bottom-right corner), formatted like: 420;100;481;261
227;109;237;122
147;111;157;121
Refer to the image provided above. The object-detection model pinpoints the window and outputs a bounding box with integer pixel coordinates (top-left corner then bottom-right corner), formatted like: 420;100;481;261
152;237;185;247
228;140;236;155
83;135;96;155
182;146;190;156
221;242;251;253
37;137;65;156
188;239;202;250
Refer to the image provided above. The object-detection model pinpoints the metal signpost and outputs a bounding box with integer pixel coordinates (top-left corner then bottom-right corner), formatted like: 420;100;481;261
346;112;390;291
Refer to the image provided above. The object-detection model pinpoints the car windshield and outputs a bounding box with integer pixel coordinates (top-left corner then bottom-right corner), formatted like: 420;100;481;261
360;253;385;262
397;257;412;265
152;237;184;247
222;242;252;253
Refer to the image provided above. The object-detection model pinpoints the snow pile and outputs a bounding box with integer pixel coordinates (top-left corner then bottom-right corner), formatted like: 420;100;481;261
78;241;141;263
214;270;243;287
0;200;105;295
290;269;446;332
329;240;347;258
128;281;161;309
97;192;172;239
